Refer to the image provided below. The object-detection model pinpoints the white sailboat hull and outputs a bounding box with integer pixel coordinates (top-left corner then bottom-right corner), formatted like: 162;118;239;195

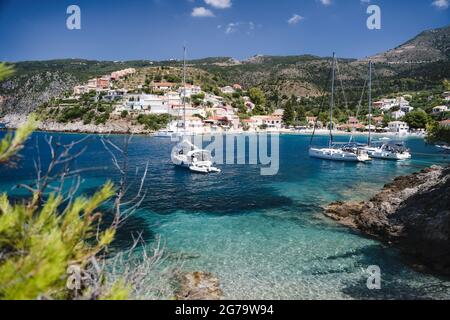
309;147;370;162
362;147;411;161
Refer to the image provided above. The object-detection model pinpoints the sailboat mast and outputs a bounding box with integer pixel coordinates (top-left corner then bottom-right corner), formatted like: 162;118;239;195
329;52;336;146
182;46;187;132
368;60;372;146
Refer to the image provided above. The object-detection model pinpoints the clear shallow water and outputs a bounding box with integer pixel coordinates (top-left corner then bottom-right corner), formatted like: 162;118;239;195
1;132;449;299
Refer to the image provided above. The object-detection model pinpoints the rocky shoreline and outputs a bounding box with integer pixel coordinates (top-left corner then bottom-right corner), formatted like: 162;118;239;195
325;166;450;276
0;114;151;135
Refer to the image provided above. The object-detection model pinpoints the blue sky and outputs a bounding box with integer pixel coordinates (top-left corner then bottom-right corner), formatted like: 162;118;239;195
0;0;449;62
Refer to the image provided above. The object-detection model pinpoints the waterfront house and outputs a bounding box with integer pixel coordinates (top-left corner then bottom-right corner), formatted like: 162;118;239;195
432;106;448;114
388;121;409;134
306;116;318;128
272;109;284;118
251;116;283;130
264;116;283;129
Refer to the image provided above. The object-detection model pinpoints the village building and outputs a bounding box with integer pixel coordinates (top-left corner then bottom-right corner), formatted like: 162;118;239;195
220;86;235;94
151;82;176;91
432;105;448;114
178;84;202;97
388;121;410;134
392;110;406;120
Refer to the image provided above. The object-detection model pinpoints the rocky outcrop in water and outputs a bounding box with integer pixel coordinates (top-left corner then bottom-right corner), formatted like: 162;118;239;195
325;166;450;275
175;271;223;300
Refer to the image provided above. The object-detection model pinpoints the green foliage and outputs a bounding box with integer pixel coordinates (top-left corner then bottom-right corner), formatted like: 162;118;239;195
58;106;85;123
444;79;450;91
248;87;266;106
0;119;129;299
0;182;127;300
0;115;38;164
82;110;95;124
403;109;430;129
95;113;110;125
0;63;14;82
137;114;172;131
120;110;129;119
426;122;450;144
282;102;295;126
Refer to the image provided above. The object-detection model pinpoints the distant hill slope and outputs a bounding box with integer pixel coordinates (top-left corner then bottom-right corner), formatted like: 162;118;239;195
369;25;450;63
1;24;449;116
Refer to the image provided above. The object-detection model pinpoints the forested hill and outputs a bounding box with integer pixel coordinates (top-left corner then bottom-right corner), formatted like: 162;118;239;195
1;24;449;116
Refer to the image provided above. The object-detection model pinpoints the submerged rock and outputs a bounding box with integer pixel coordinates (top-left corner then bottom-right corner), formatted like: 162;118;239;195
325;166;450;275
174;271;223;300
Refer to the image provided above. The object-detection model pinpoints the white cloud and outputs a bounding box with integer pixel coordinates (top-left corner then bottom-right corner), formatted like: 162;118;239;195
288;14;303;25
204;0;232;9
223;22;260;35
432;0;449;9
319;0;332;6
191;7;215;17
360;0;371;3
225;22;238;34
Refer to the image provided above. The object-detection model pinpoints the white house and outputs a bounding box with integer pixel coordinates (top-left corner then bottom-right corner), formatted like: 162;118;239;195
442;92;450;102
400;105;414;113
126;94;168;113
388;121;409;134
204;94;223;107
432;105;448;114
169;105;206;118
220;86;235;94
164;91;182;106
178;84;202;98
392;110;406;120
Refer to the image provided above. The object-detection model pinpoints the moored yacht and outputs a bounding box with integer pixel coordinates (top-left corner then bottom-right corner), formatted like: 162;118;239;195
171;46;221;174
309;144;371;162
359;60;411;161
362;141;411;160
171;139;221;173
308;53;371;163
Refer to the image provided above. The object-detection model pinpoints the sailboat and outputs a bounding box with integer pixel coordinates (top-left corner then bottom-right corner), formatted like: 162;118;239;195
309;53;371;162
171;46;221;174
360;61;411;161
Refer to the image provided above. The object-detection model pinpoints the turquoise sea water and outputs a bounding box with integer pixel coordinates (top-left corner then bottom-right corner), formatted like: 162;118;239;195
1;132;449;299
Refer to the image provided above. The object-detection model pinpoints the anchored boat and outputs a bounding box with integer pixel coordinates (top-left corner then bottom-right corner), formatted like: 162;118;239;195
171;46;221;174
172;139;221;173
309;53;370;162
358;60;411;161
363;141;411;160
